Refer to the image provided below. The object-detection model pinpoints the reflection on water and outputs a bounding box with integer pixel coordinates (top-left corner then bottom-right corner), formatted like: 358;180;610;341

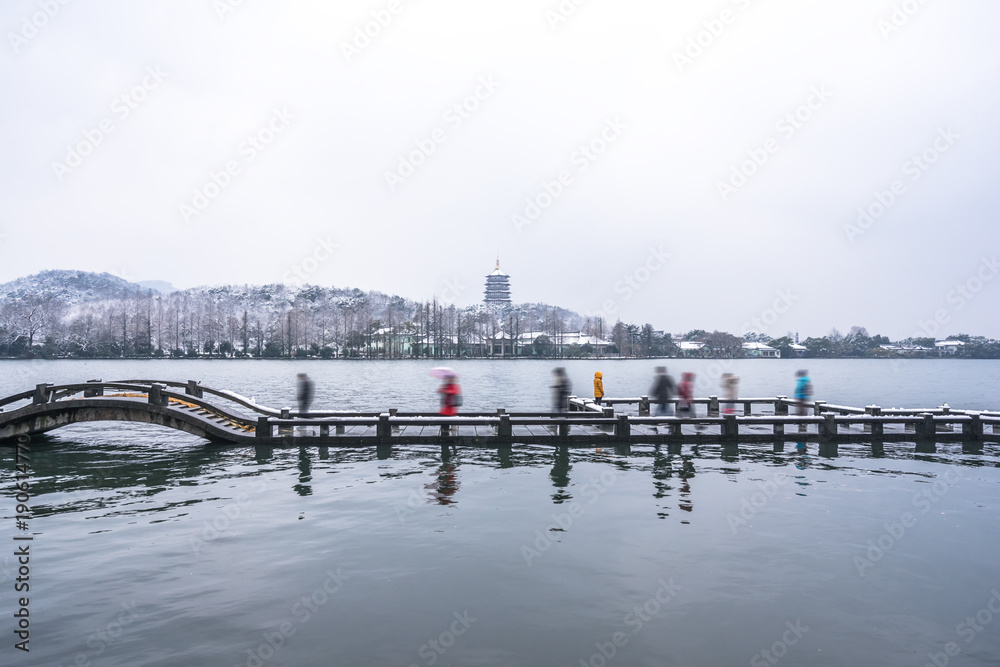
10;432;1000;521
550;446;571;504
4;428;1000;667
295;447;312;496
427;461;460;505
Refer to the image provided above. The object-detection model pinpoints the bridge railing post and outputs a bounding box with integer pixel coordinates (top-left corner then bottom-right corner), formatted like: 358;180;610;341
638;396;650;416
378;413;391;443
775;396;788;416
256;416;271;439
819;414;837;440
148;383;168;406
186;380;203;399
599;406;615;433
864;405;881;433
964;414;982;440
722;414;738;441
615;415;630;441
813;400;826;415
872;419;884;437
498;414;512;443
917;413;935;439
84;380;104;398
707;396;719;417
33;383;51;405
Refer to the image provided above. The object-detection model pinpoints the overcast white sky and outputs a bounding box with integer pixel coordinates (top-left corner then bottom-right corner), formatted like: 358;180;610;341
2;0;998;339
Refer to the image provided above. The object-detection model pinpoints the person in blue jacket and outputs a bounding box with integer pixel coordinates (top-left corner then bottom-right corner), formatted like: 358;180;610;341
794;369;813;438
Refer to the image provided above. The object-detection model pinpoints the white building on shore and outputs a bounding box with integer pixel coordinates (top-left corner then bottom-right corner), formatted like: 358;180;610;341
742;341;781;358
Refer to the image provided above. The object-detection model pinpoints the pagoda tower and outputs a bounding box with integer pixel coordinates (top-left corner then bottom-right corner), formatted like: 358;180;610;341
483;257;511;305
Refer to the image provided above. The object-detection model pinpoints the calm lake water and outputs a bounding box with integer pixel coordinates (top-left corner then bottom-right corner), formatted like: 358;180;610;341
2;359;1000;666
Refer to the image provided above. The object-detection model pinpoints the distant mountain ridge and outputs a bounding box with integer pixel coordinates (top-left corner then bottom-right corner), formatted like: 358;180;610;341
0;270;152;305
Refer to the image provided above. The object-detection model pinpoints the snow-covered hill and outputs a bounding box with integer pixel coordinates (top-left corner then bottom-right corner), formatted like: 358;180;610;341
0;270;150;305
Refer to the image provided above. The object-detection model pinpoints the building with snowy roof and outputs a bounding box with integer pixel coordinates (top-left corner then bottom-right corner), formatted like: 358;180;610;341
935;340;966;356
678;341;707;356
742;341;780;358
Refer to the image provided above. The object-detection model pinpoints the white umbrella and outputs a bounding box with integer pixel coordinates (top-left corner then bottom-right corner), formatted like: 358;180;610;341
429;367;456;380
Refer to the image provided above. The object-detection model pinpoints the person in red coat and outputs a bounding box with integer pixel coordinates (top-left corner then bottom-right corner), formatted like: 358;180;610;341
438;373;461;416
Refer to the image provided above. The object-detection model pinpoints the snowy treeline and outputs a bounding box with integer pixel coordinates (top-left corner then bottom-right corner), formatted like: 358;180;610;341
2;271;998;359
0;271;607;358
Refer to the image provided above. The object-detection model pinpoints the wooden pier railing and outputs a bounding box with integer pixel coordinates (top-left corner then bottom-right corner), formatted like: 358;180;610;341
0;381;997;454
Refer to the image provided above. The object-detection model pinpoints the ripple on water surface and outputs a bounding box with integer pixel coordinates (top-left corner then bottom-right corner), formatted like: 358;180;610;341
3;424;1000;666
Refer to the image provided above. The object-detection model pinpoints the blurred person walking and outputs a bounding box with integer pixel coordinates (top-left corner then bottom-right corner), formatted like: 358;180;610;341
432;368;462;436
721;373;740;415
434;369;462;416
794;369;813;437
296;373;314;417
551;367;571;412
678;372;702;431
650;367;676;416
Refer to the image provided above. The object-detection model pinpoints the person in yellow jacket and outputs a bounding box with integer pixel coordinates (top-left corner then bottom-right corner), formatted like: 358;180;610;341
594;371;604;405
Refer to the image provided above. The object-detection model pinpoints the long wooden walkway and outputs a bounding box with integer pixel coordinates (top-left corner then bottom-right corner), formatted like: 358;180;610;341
0;380;998;453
